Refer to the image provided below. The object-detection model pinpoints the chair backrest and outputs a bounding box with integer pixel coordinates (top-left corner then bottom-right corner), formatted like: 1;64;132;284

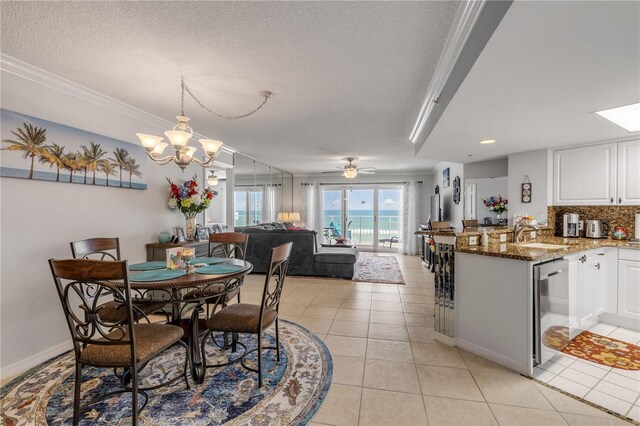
430;221;451;230
209;232;249;260
70;237;121;261
49;259;136;358
462;220;478;230
259;242;293;319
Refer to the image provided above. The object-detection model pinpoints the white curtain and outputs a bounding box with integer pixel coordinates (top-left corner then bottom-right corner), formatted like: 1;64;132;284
263;184;280;223
401;180;422;255
314;184;324;233
301;183;317;230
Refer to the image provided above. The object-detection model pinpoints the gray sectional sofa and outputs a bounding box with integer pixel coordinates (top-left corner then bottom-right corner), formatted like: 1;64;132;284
235;223;358;279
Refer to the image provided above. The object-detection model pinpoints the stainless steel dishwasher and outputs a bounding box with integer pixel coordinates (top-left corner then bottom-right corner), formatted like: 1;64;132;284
533;258;569;366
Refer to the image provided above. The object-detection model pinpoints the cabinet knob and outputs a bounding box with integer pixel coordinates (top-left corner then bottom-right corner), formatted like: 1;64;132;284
610;197;614;203
618;197;622;204
595;263;600;270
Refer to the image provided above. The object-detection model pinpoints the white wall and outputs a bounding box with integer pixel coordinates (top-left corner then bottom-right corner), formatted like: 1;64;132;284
0;65;232;375
464;158;508;179
507;149;552;225
431;161;464;229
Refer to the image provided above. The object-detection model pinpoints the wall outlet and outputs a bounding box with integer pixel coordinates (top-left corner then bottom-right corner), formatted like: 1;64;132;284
530;231;537;239
579;220;584;231
500;243;507;252
499;233;507;242
469;236;478;246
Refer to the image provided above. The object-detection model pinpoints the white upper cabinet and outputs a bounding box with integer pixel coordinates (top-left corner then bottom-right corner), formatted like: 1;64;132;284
617;140;640;205
553;143;617;205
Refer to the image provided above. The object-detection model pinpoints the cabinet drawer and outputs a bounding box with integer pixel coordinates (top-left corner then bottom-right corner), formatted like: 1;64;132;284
619;248;640;262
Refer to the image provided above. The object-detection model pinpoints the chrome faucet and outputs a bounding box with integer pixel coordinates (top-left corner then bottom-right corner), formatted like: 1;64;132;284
513;219;540;243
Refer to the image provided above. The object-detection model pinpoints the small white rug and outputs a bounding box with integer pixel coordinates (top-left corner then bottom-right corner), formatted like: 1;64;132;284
353;253;405;284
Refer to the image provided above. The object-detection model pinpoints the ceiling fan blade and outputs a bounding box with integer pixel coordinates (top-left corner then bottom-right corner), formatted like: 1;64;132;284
321;170;343;174
358;170;376;175
359;167;376;171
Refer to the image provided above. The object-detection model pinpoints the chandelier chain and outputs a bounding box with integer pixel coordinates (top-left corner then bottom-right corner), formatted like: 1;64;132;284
180;77;270;120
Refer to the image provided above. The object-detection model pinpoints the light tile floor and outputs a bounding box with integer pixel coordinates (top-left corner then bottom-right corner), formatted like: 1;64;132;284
237;254;632;425
533;323;640;422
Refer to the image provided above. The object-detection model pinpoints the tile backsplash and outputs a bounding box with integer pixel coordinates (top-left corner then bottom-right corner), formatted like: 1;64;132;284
548;205;639;239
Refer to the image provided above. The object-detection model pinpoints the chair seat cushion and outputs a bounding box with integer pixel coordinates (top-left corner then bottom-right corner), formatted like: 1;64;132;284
205;303;277;333
80;323;183;367
314;248;358;264
98;300;167;323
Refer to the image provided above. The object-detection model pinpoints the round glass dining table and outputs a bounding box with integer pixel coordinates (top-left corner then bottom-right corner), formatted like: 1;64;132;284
122;258;253;384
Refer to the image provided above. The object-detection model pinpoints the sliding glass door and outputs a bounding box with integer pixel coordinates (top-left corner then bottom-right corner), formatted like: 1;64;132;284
322;185;402;251
234;188;263;226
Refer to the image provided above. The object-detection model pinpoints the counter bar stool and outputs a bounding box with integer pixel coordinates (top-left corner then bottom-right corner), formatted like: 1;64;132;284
49;258;189;426
201;242;293;387
70;237;167;323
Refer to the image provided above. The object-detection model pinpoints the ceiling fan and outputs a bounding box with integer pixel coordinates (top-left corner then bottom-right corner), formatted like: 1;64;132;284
322;158;376;179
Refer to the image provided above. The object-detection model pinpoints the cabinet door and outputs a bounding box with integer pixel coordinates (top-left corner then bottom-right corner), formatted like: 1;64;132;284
617;140;640;205
553;143;617;205
618;260;640;320
579;253;602;330
566;254;580;336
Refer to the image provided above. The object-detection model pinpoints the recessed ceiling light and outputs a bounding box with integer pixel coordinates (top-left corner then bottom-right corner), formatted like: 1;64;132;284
595;103;640;132
480;139;496;144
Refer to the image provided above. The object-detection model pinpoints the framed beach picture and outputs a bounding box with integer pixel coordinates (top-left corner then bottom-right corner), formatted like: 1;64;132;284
443;167;450;188
1;109;147;190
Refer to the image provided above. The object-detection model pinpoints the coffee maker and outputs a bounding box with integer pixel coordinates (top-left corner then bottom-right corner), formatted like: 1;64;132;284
563;213;580;238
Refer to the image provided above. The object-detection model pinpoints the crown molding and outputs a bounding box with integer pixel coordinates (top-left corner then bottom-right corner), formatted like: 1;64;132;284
409;0;487;144
0;53;236;155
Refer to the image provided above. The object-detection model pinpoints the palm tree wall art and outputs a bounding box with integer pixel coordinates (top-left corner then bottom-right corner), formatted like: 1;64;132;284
1;109;147;190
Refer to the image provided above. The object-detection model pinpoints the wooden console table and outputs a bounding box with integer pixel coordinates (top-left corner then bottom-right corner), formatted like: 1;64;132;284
145;240;209;261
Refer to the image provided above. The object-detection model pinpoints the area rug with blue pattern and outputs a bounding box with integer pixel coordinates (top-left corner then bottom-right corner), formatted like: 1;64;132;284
1;320;332;425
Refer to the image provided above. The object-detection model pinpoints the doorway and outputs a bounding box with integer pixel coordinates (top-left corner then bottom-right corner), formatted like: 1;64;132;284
321;185;402;251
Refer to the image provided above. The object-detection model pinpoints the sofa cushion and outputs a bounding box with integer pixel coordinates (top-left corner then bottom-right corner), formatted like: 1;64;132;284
314;248;358;264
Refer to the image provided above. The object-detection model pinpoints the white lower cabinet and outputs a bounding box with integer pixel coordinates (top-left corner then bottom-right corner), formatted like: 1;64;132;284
567;248;616;332
618;259;640;320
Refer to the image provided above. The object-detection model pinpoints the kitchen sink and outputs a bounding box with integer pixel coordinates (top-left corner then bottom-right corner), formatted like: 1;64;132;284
518;243;570;250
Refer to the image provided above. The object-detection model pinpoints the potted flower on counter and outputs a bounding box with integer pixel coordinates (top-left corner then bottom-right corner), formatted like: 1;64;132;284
167;175;216;240
482;195;508;223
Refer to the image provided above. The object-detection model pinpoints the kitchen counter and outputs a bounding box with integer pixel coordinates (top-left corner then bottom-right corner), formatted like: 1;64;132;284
456;236;640;261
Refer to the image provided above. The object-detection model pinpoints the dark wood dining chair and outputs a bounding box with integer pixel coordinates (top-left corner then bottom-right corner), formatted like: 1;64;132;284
70;237;167;322
208;232;249;304
49;258;189;426
201;242;293;387
462;219;479;231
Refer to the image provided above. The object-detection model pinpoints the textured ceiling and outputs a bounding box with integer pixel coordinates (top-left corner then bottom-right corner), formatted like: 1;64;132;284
419;0;640;163
1;1;460;174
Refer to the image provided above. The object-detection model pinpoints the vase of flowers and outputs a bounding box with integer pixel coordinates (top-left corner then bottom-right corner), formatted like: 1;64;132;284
483;195;508;220
167;175;215;240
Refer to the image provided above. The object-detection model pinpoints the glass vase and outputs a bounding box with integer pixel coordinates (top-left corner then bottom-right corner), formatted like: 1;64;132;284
185;217;197;241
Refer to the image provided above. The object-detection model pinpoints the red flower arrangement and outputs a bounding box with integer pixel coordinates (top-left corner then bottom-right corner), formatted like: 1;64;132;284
482;195;508;214
166;175;216;218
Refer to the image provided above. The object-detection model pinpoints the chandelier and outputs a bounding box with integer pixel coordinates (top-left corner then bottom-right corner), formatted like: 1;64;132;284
137;78;273;171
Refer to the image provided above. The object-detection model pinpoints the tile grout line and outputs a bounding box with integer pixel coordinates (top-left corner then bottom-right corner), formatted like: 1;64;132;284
457;347;501;425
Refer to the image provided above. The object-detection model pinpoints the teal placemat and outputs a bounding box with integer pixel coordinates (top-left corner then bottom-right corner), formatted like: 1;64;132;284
189;257;226;265
129;261;167;271
195;264;245;275
130;269;186;282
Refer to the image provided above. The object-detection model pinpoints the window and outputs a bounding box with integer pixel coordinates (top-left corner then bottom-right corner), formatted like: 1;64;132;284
234;188;263;226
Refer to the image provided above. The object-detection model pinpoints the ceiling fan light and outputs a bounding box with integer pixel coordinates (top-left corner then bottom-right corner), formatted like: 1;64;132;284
136;133;164;151
199;139;224;156
207;172;219;186
343;166;358;179
164;130;192;147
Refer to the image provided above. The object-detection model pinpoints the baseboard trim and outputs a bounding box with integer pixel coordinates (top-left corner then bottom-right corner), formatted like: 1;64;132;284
1;340;72;382
455;338;531;375
599;313;640;332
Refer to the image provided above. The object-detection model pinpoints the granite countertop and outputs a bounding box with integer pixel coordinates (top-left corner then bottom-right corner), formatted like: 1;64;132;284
456;236;640;261
414;226;551;237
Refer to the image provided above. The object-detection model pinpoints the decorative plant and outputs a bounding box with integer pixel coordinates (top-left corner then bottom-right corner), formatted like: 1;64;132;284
482;195;508;214
167;175;216;218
